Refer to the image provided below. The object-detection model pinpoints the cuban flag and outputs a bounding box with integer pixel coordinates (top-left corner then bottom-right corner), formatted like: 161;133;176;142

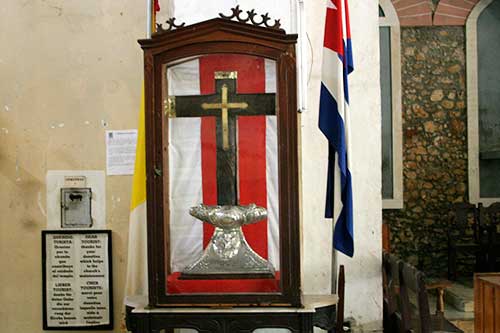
319;0;354;257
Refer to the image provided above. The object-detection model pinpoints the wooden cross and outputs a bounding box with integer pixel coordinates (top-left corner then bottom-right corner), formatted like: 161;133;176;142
167;73;275;205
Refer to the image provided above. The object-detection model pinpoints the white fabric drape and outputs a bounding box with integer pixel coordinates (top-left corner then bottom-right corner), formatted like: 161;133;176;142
167;57;280;272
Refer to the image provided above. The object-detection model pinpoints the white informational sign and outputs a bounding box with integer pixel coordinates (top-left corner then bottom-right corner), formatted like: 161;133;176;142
43;231;113;330
64;175;87;187
106;130;138;176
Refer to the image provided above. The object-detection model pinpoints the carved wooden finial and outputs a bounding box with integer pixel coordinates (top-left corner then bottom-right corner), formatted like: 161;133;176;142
219;6;282;31
156;17;186;34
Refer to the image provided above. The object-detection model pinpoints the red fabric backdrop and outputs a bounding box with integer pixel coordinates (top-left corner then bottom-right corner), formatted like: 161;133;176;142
167;54;280;294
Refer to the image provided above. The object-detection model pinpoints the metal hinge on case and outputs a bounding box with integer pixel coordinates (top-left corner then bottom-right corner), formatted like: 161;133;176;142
164;96;176;118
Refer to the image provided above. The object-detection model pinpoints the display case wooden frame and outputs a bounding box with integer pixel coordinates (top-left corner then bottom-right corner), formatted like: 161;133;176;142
139;13;300;307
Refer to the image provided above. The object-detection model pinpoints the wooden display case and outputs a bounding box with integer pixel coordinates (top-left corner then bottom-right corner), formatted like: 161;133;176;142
139;9;301;307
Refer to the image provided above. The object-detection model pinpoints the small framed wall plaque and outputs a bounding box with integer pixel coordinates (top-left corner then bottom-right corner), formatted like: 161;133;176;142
42;230;113;330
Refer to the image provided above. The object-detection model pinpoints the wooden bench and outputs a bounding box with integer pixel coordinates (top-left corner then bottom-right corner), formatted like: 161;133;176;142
447;203;484;280
448;202;500;280
383;252;401;333
383;252;462;333
398;261;463;333
478;203;500;272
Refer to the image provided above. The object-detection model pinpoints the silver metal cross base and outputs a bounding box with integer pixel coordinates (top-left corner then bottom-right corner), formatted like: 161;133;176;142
180;204;275;280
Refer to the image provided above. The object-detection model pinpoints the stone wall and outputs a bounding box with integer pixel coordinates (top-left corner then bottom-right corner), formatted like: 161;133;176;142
383;26;468;276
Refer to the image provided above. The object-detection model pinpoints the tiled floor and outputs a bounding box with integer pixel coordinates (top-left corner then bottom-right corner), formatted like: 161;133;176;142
427;280;475;333
451;320;474;333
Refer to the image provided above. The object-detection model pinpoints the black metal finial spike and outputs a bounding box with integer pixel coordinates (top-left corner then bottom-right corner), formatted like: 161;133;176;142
219;6;283;31
220;5;243;19
154;17;186;34
166;18;186;30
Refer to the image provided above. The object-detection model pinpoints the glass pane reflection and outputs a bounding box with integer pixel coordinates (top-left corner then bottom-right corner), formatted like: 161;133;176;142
165;54;281;294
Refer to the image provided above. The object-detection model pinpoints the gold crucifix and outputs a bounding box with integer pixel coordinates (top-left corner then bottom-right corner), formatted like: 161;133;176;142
201;84;248;150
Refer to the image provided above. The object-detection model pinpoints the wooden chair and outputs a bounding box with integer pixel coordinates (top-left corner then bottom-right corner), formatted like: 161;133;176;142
398;261;463;333
478;202;500;272
383;252;402;333
447;203;486;280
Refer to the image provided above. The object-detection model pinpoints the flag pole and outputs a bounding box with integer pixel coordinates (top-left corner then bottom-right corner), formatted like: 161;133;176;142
146;0;157;38
151;0;157;34
146;0;152;38
332;232;338;294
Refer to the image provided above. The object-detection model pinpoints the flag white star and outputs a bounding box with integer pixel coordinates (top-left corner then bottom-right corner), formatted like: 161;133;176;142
327;0;337;10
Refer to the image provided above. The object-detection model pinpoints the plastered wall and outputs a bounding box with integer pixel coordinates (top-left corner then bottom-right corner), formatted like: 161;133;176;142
0;1;144;332
0;0;381;332
301;1;383;329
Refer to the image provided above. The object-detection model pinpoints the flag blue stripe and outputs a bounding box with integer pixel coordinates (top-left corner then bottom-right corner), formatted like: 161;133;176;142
319;83;346;173
337;51;350;103
319;83;354;257
345;38;354;74
333;167;354;256
338;39;353;103
343;38;353;102
324;144;335;218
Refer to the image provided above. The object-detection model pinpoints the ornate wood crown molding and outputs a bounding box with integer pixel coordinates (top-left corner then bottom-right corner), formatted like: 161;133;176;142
155;18;186;33
153;6;284;37
219;6;283;31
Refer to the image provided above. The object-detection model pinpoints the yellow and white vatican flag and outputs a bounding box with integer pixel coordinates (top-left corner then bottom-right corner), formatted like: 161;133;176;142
124;0;159;306
124;91;148;305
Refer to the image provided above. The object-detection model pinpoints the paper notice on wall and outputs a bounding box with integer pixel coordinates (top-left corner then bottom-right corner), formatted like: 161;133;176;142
106;130;137;176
